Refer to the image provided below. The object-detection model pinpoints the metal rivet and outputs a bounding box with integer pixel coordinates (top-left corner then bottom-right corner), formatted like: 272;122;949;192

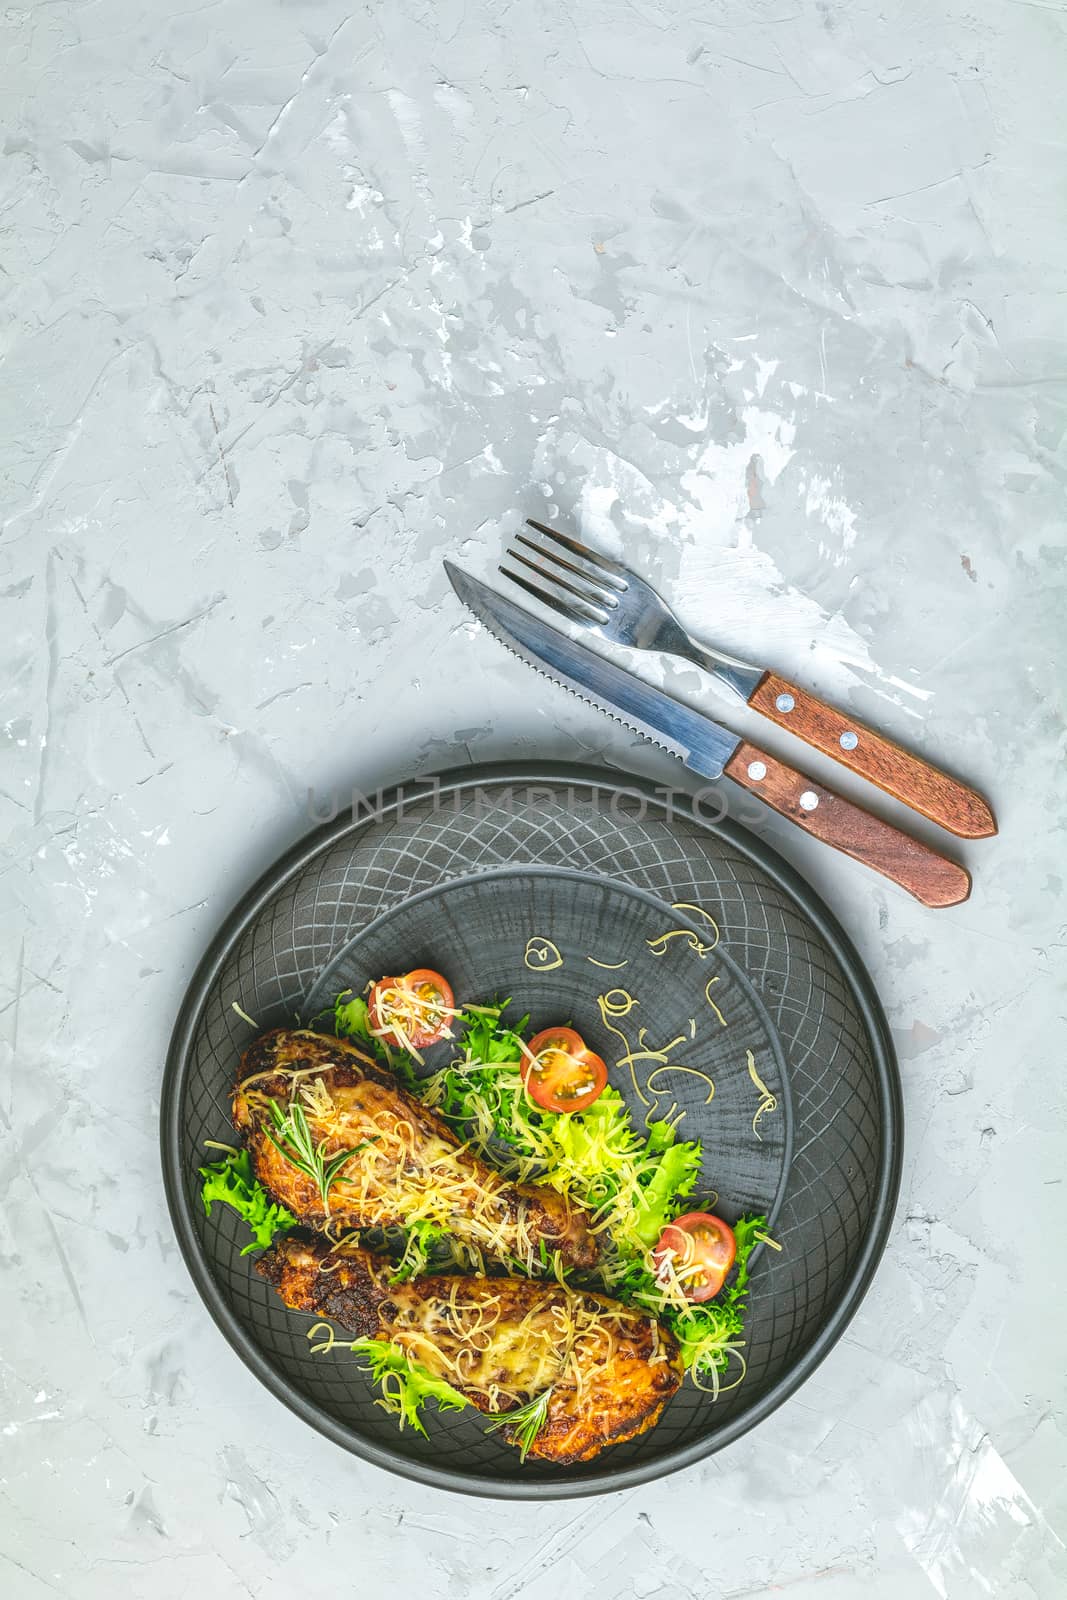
747;761;767;781
775;693;795;713
799;790;819;811
840;730;859;750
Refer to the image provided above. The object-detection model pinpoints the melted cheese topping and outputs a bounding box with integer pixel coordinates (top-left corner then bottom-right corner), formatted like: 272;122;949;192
243;1071;548;1269
386;1282;644;1412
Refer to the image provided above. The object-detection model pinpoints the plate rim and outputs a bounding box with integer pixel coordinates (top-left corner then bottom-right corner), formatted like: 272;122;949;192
161;759;902;1500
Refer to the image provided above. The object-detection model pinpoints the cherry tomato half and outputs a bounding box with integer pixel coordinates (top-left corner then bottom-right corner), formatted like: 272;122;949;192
523;1026;608;1114
367;969;455;1050
652;1212;737;1302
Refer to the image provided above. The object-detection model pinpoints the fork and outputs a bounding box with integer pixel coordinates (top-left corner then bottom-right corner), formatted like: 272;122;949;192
502;520;996;840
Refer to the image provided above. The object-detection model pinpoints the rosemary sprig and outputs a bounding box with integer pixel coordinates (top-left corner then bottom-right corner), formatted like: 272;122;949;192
263;1097;372;1212
484;1388;553;1462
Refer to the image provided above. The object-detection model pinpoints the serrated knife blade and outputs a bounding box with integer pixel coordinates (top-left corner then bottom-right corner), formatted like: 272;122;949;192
443;561;737;780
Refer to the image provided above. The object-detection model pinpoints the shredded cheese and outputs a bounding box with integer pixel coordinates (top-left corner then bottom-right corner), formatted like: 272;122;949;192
646;928;714;958
746;1050;778;1141
689;1343;747;1397
596;989;651;1107
647;902;722;962
241;1062;547;1265
523;937;563;972
203;1138;240;1156
671;902;721;951
646;1064;716;1105
704;975;728;1028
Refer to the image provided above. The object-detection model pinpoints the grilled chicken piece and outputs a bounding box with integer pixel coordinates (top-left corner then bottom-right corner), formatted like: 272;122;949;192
259;1233;683;1464
233;1029;598;1270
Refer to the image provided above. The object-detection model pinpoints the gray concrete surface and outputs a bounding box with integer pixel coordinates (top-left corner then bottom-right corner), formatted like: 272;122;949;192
2;0;1065;1595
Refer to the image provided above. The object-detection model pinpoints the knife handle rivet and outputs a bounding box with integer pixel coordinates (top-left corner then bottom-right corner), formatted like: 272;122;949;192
747;761;767;781
799;790;819;811
840;730;859;750
775;693;795;713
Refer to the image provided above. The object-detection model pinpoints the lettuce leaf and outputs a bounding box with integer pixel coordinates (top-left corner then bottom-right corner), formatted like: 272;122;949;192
352;1338;467;1434
200;1148;297;1254
335;989;420;1089
631;1139;703;1246
334;992;375;1044
389;1219;448;1283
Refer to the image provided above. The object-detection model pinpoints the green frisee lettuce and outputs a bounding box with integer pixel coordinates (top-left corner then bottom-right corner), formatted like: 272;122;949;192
351;1339;467;1434
199;1148;297;1254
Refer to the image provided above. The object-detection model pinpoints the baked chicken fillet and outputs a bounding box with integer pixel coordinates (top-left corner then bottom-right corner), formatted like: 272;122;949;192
233;1029;598;1270
259;1233;683;1464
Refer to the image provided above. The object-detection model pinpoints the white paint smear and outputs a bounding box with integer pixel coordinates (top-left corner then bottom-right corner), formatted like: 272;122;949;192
803;473;858;564
572;394;929;717
897;1395;1063;1599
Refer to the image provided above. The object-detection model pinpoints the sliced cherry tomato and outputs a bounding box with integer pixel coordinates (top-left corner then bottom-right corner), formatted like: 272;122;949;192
367;969;455;1050
523;1025;608;1114
652;1212;737;1302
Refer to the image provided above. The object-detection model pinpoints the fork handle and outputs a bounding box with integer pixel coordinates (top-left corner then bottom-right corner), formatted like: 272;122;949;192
724;740;972;908
747;673;996;839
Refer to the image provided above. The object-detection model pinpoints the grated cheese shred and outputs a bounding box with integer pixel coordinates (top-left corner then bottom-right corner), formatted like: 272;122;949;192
746;1050;778;1141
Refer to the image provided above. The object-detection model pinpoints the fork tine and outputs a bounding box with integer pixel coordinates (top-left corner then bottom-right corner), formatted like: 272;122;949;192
499;566;605;627
512;533;619;605
525;520;628;588
502;553;611;621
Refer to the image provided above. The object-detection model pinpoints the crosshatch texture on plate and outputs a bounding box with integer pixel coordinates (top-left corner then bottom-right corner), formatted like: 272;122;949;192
164;763;901;1497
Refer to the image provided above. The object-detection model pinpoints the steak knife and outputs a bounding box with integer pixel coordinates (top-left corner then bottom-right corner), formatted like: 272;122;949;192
444;561;971;909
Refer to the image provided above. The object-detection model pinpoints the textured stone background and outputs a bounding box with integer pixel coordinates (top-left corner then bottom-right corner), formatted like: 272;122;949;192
2;1;1065;1595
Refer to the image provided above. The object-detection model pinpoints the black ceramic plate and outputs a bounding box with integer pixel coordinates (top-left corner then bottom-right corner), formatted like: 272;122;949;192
162;763;901;1499
303;867;793;1232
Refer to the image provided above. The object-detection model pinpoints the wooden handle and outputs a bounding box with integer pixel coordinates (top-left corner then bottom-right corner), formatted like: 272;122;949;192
725;740;971;908
748;673;996;840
